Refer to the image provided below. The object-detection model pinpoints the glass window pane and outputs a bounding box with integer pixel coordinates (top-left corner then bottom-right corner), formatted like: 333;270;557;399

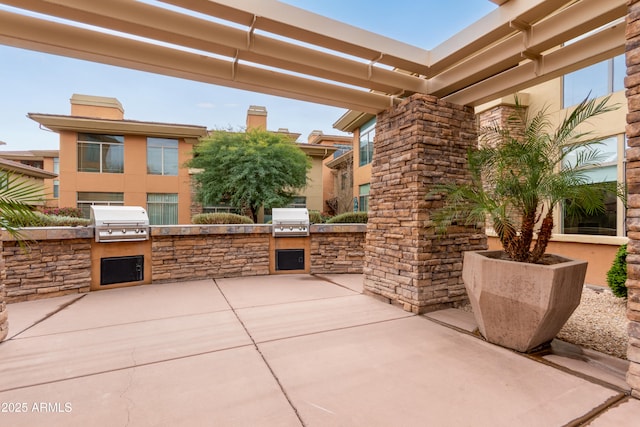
147;146;163;174
102;144;124;173
164;148;179;176
563;60;609;108
359;118;376;167
147;193;178;225
78;134;124;144
563;137;618;170
613;54;625;93
77;192;124;202
563;184;617;236
78;142;100;172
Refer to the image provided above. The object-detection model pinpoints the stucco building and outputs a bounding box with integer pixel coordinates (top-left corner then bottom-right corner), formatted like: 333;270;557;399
0;150;59;206
28;94;209;224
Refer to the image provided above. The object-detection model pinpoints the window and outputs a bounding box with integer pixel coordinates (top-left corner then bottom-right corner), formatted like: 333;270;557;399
203;204;240;214
562;136;621;236
563;54;625;108
359;184;370;212
20;160;43;169
53;157;59;198
333;144;352;159
359;118;375;167
147;193;178;225
288;196;306;208
147;138;178;176
77;133;124;173
77;192;124;218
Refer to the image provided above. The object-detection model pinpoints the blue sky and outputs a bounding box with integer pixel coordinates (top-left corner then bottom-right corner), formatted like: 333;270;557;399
0;1;496;151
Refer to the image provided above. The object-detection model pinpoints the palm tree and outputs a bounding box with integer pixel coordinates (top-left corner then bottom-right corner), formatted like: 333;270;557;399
430;96;623;264
0;171;45;341
0;171;46;241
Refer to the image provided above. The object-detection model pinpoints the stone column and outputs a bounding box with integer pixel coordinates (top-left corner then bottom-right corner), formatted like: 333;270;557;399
363;93;487;314
626;0;640;398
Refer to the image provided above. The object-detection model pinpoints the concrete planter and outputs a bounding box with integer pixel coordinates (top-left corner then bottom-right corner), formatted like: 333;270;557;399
462;250;587;353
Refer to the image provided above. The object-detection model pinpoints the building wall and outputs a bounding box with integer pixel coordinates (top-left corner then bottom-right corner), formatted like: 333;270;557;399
42;156;58;207
58;131;195;223
352;126;372;203
304;155;324;212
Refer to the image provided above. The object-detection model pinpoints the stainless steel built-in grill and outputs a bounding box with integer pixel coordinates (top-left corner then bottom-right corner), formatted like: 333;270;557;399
90;206;150;243
271;208;310;237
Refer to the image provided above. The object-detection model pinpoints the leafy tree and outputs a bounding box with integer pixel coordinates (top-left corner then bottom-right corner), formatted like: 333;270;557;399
188;129;311;222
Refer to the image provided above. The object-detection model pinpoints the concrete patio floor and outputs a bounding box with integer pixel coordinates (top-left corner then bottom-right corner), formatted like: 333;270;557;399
0;274;637;426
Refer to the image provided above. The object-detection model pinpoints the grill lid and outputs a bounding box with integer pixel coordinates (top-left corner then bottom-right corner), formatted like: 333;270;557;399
272;208;309;237
90;206;150;242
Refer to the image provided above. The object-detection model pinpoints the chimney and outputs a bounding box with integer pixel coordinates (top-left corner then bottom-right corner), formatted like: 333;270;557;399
70;94;124;119
246;105;267;130
308;130;323;143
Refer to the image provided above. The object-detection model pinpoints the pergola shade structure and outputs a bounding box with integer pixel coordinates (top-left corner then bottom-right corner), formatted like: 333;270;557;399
0;0;626;112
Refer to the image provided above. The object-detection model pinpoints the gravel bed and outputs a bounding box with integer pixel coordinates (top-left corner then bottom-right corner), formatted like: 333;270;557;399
557;286;628;359
461;287;628;359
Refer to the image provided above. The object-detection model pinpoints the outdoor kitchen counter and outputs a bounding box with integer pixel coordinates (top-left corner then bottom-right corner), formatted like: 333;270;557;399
151;225;272;236
1;226;93;241
0;224;367;241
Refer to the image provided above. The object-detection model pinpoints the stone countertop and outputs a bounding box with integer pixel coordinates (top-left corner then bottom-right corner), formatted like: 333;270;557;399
1;223;367;241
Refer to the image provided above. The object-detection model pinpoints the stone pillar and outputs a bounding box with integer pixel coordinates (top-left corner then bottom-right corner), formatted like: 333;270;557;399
626;0;640;398
363;93;487;314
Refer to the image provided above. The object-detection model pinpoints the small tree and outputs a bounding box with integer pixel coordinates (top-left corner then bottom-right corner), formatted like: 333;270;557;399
188;129;311;222
430;96;623;263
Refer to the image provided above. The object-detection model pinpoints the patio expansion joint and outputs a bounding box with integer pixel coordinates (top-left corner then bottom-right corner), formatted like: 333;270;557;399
311;273;360;293
6;308;234;340
3;294;86;341
231;292;362;311
0;342;254;394
214;278;307;427
252;314;418;346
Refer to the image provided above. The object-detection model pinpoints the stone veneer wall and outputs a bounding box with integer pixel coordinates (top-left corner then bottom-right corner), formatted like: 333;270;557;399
310;224;366;274
0;225;366;308
626;0;640;398
151;225;272;282
2;229;93;303
364;93;487;314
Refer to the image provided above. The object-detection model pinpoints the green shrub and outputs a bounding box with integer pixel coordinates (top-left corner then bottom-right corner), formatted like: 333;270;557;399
4;211;90;227
192;212;254;224
40;207;83;218
607;244;627;298
326;211;368;224
46;215;91;227
309;210;324;224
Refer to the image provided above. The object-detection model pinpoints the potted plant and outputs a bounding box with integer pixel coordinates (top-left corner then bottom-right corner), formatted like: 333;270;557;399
430;96;623;352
